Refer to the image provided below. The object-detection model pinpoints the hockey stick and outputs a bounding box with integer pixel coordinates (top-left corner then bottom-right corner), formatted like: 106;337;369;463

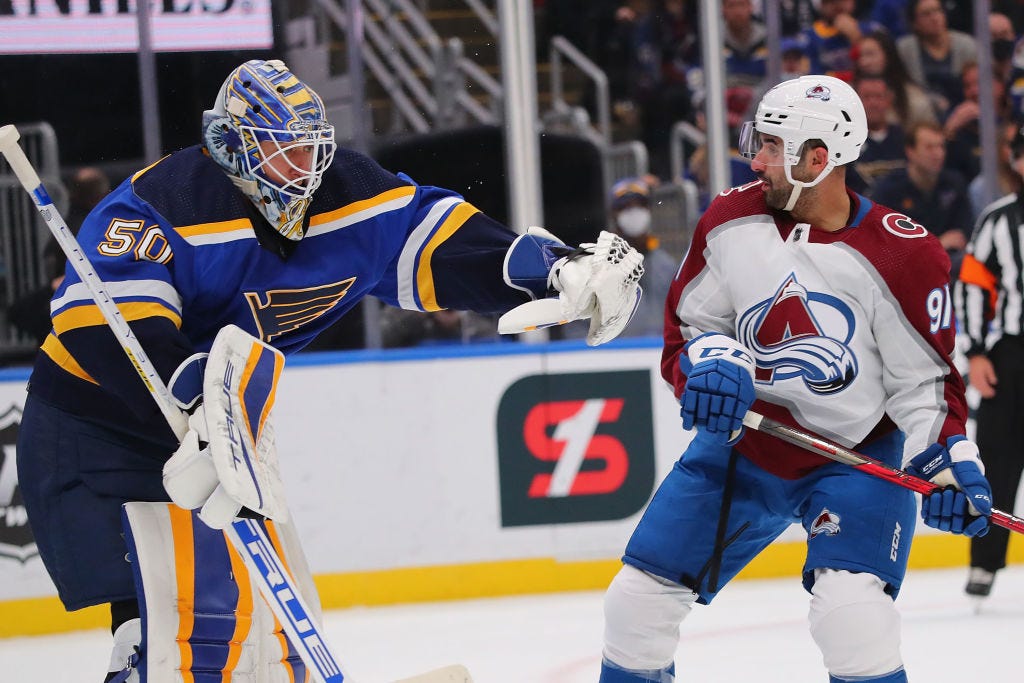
0;125;471;683
742;410;1024;535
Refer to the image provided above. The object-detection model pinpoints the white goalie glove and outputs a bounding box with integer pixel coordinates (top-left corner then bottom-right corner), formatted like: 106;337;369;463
162;325;289;529
500;228;645;345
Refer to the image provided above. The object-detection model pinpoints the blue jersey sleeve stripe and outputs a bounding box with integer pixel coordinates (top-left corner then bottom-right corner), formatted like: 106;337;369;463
397;195;462;310
305;185;416;238
51;279;183;316
416;201;480;311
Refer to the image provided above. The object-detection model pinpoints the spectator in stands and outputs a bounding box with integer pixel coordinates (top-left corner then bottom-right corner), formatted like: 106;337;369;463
7;250;64;350
723;0;768;92
896;0;978;117
801;0;878;81
968;119;1024;220
943;61;1012;184
778;0;817;37
870;120;973;275
991;12;1018;86
1006;35;1024;120
848;73;907;194
855;29;938;128
780;36;812;78
7;166;111;350
868;0;911;40
563;177;677;339
65;166;111;234
603;0;697;179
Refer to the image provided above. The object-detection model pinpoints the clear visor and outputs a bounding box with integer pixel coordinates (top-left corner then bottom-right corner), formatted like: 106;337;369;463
737;121;760;159
737;121;794;167
244;123;337;198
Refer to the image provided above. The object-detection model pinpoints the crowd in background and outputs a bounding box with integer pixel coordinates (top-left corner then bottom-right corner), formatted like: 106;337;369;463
545;0;1024;233
10;0;1024;355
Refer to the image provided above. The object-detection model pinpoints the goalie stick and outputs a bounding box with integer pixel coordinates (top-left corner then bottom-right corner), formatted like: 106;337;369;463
742;410;1024;535
0;124;472;683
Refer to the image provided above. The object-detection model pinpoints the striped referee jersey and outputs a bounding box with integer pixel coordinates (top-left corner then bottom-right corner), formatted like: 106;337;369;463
955;193;1024;355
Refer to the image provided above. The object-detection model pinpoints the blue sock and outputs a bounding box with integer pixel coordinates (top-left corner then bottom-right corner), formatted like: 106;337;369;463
829;668;907;683
599;658;675;682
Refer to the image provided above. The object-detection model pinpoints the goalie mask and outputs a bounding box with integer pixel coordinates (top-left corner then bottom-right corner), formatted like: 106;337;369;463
737;75;866;210
202;59;337;240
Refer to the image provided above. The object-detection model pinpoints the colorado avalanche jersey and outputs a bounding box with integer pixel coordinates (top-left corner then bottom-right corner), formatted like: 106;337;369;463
30;145;530;444
663;180;968;479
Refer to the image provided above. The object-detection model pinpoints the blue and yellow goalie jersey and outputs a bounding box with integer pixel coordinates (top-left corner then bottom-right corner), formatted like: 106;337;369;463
30;145;530;444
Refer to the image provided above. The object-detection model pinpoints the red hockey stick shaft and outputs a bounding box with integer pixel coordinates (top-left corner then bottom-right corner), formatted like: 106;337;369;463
742;411;1024;535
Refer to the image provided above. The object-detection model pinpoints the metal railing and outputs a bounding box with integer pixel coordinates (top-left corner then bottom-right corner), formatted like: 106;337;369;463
548;35;610;145
0;121;66;352
312;0;502;135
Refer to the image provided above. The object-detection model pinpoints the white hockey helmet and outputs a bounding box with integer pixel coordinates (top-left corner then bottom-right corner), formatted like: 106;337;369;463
202;59;336;241
738;75;867;192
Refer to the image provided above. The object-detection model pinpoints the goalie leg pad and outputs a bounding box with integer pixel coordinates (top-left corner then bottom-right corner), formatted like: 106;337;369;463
809;569;904;680
122;502;313;682
603;564;696;672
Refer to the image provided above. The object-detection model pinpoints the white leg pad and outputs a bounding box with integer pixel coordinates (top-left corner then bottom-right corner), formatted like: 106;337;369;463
603;564;697;671
808;569;903;679
124;502;319;683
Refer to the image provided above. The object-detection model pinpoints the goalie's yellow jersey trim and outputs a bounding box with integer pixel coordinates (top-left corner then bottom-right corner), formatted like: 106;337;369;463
417;202;479;312
51;301;181;335
3;533;1017;639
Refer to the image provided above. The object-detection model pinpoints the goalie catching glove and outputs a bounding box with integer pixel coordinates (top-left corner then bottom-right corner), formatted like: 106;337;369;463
905;436;992;537
500;227;644;345
162;324;289;529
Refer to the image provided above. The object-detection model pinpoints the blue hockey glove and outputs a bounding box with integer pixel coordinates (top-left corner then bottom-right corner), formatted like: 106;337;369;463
905;436;992;537
680;333;756;445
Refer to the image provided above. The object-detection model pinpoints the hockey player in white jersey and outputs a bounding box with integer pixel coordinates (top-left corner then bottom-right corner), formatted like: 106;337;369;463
599;75;993;682
13;59;644;682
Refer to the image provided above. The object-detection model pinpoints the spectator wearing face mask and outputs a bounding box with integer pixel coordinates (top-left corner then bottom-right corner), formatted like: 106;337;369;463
555;177;677;340
606;178;679;337
990;12;1017;86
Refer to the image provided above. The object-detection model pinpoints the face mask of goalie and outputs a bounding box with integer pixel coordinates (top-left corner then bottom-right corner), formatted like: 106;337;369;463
738;121;836;212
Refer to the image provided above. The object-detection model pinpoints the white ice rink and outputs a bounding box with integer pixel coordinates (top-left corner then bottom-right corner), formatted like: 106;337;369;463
2;565;1021;682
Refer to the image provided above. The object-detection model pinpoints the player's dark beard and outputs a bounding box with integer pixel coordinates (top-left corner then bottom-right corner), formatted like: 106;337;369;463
763;161;813;210
763;182;793;210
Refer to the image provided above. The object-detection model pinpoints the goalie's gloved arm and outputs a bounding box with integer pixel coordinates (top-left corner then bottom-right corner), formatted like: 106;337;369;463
502;226;576;299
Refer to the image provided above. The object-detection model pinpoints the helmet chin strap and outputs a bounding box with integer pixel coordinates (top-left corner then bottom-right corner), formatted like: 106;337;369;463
783;183;803;212
782;161;836;212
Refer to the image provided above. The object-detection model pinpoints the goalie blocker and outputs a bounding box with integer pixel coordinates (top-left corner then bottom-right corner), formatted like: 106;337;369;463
163;325;289;529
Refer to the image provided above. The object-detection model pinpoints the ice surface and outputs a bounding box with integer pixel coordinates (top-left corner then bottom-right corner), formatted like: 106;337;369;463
2;565;1021;682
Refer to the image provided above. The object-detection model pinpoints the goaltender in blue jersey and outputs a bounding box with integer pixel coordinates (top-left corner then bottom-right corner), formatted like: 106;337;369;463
17;59;644;682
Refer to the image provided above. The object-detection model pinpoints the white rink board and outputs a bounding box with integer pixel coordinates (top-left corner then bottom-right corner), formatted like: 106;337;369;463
0;339;942;603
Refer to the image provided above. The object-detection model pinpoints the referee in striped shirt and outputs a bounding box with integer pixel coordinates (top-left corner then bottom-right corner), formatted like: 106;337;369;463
954;121;1024;602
